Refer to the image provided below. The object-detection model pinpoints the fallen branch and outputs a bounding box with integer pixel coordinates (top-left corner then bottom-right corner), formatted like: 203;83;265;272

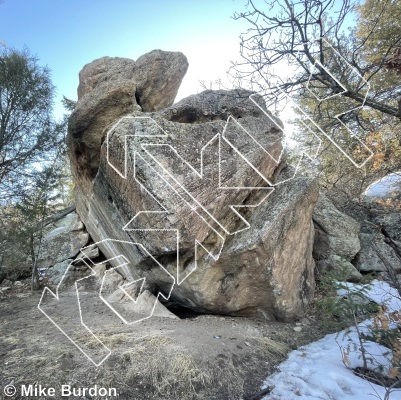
33;204;76;231
245;385;275;400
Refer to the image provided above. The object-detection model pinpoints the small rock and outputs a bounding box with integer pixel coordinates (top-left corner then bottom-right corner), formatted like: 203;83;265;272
317;255;362;282
0;279;12;287
293;326;302;332
74;244;100;264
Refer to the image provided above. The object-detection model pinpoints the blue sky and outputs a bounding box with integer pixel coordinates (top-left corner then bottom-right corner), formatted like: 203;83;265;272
0;0;250;119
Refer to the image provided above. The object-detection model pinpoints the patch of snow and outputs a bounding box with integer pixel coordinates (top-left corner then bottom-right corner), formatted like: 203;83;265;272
338;281;401;320
37;268;48;277
46;226;66;238
262;280;401;400
365;172;401;198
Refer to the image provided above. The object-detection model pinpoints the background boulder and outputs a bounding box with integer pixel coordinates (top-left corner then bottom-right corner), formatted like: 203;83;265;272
341;201;401;275
38;211;89;268
312;192;362;282
314;191;401;281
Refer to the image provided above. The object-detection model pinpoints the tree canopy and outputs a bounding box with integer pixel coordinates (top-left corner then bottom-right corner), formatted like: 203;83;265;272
0;47;73;286
0;47;65;201
232;0;401;198
232;0;401;116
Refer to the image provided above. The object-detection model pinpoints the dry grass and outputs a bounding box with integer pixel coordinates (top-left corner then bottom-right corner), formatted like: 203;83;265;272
97;332;134;347
2;336;20;346
74;330;135;350
210;356;245;400
117;335;212;399
37;332;251;399
139;334;175;347
255;337;289;356
147;351;211;398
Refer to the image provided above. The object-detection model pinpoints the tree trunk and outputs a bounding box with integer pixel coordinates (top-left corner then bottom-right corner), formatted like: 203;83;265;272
0;256;6;285
30;233;40;291
31;264;40;291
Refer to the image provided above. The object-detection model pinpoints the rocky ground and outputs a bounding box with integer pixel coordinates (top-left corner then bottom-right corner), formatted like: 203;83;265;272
0;282;332;400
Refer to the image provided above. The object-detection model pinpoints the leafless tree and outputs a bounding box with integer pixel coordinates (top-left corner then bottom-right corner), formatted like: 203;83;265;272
231;0;401;119
230;0;401;197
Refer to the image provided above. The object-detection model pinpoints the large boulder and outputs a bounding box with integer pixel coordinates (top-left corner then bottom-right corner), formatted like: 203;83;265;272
134;50;189;112
78;50;188;111
317;193;401;277
67;51;318;321
356;233;401;273
342;201;401;274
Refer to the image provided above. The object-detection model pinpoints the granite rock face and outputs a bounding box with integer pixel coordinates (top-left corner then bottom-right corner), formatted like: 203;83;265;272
69;50;188;197
312;192;401;279
67;51;318;321
35;209;103;286
38;211;89;269
312;193;362;282
356;233;401;273
77;50;188;110
343;202;401;274
312;193;361;261
316;255;362;283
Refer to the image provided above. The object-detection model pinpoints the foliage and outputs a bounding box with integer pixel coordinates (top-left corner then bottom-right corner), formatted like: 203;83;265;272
0;46;73;287
316;268;378;330
231;0;401;198
232;1;399;113
61;96;76;113
0;154;70;285
356;0;401;78
316;265;401;393
0;47;65;202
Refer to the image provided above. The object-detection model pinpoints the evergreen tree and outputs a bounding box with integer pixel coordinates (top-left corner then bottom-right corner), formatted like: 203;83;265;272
0;47;73;288
0;47;64;201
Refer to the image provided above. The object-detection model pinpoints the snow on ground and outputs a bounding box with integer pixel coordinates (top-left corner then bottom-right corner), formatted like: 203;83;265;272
365;172;401;198
262;280;401;400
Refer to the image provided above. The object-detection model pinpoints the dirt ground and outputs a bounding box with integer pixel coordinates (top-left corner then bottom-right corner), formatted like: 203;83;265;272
0;282;332;400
